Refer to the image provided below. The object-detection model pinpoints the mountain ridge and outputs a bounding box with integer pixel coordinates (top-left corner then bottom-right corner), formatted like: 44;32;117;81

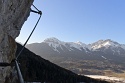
26;37;125;76
17;43;109;83
27;37;125;52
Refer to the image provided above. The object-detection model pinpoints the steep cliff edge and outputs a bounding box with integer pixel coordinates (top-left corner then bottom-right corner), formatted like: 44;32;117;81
0;0;34;83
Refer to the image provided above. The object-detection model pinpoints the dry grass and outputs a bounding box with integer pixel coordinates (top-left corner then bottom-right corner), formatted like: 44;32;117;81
104;70;125;79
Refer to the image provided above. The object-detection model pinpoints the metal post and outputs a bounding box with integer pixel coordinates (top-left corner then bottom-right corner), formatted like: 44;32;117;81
15;60;24;83
15;4;42;83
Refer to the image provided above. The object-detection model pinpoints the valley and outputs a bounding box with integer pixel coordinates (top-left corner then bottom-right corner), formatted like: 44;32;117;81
26;37;125;79
48;57;125;77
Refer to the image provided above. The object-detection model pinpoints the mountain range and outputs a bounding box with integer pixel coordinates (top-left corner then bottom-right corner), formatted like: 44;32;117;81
26;37;125;76
16;43;109;83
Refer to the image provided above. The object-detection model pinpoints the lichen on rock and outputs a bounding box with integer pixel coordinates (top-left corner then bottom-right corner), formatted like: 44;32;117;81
0;0;34;83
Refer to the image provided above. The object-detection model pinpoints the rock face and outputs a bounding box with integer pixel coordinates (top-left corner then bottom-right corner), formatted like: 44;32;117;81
0;0;34;83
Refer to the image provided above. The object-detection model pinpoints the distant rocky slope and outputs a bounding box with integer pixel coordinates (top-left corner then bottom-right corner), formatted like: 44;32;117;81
0;0;33;83
26;37;125;76
16;43;109;83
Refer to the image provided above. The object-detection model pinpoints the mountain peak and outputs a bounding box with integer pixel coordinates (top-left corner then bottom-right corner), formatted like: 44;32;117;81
104;39;120;46
75;41;85;45
42;37;125;51
27;37;125;57
104;39;115;43
91;39;121;50
105;39;112;41
44;37;61;43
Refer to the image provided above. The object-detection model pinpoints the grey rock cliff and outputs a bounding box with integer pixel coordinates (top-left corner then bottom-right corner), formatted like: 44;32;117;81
0;0;34;83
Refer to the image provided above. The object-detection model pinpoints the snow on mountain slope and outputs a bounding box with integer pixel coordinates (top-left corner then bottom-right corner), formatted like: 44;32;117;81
121;44;125;50
27;37;125;55
75;41;91;50
43;38;125;52
91;39;123;50
26;37;125;63
43;37;65;52
43;37;89;52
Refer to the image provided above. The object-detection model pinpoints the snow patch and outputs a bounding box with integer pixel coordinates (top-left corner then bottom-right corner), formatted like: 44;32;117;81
44;38;89;52
85;75;125;83
91;39;121;50
121;44;125;50
101;56;107;59
43;38;125;54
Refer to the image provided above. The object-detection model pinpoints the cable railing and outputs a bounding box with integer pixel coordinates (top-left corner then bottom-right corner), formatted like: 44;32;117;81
0;4;42;83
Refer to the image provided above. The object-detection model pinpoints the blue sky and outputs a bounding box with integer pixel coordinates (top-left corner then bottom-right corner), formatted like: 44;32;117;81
16;0;125;44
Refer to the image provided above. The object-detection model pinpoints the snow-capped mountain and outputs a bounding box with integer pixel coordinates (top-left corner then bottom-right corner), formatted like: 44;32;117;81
42;37;89;52
91;39;124;50
26;37;125;61
27;37;125;53
26;38;125;76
